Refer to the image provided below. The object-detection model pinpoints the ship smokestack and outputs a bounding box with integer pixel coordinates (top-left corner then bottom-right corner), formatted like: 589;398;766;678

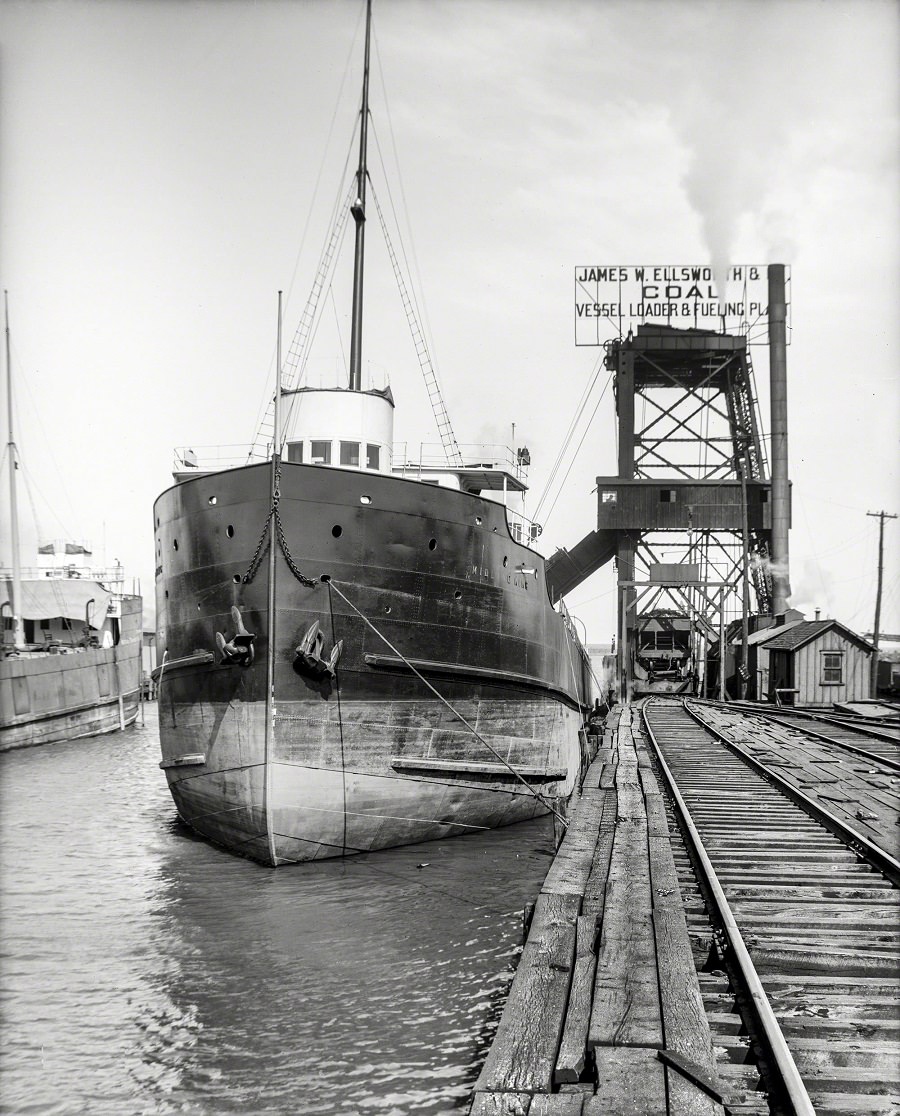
768;264;791;616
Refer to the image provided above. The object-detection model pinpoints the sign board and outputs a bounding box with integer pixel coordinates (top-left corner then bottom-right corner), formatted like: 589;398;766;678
649;562;701;585
575;265;788;346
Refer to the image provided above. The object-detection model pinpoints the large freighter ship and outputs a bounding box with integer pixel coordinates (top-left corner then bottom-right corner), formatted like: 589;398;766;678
153;1;594;866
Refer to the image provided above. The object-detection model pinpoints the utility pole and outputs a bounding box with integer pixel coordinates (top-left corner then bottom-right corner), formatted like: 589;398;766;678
866;510;897;697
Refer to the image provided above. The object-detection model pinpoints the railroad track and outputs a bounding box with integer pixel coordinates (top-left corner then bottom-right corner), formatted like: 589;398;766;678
641;697;900;1116
736;705;900;768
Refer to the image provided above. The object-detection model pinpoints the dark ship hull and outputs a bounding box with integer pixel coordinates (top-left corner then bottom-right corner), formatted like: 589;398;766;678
154;461;593;865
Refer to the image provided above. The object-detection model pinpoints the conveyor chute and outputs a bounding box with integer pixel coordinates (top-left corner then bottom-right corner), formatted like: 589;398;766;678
545;529;618;604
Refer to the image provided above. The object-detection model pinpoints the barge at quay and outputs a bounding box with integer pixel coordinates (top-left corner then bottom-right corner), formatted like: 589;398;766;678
1;294;142;750
153;1;594;866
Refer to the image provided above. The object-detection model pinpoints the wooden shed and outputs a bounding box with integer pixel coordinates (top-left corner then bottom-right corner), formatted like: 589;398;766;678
761;619;874;707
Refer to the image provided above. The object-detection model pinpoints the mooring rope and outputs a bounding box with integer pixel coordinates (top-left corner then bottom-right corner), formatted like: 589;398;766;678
326;583;349;855
326;577;569;829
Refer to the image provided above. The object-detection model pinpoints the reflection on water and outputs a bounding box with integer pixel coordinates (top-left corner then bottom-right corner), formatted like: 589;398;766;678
0;707;553;1115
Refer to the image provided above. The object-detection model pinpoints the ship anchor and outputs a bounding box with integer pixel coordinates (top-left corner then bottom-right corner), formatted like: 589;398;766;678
294;620;342;679
216;605;256;667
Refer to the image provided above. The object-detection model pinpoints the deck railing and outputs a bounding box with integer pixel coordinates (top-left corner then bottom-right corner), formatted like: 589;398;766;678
173;441;531;481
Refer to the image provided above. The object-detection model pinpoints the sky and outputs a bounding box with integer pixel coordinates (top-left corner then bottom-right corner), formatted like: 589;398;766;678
1;0;898;646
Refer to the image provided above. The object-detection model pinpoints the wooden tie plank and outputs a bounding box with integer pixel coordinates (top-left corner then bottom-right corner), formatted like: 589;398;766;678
644;792;669;838
649;835;723;1116
582;791;617;918
469;1092;533;1115
542;789;605;897
531;1091;585;1114
554;914;600;1083
639;764;662;798
589;816;663;1048
582;757;605;787
658;1049;726;1115
474;891;581;1094
586;1048;666;1115
615;782;646;821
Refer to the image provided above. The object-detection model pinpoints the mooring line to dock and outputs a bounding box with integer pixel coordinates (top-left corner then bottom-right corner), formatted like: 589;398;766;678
325;577;569;828
326;583;349;855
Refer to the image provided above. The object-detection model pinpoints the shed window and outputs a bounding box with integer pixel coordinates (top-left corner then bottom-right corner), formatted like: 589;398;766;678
660;489;677;503
821;651;843;684
310;440;332;465
366;443;380;470
601;490;617;504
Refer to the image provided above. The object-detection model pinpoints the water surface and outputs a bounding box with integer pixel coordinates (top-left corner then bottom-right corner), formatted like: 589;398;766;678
1;707;554;1115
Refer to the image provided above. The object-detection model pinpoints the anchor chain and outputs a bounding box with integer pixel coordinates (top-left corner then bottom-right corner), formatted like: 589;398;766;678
241;465;318;588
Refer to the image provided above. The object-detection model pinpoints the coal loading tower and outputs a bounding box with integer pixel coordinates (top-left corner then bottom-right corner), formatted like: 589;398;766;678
549;264;791;700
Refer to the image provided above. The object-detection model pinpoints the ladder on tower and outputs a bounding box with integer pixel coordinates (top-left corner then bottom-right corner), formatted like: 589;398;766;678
370;185;462;467
727;347;773;612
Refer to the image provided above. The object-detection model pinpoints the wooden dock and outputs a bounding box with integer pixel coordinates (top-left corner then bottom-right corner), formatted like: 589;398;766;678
470;703;724;1116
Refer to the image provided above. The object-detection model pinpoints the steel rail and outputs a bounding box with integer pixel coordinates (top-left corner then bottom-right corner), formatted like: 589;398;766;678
641;698;816;1116
752;709;900;772
713;699;900;770
727;699;900;746
686;700;900;886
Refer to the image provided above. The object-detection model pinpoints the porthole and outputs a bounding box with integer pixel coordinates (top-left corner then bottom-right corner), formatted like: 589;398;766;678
502;556;508;567
173;539;178;551
454;590;462;600
197;603;202;610
208;496;217;506
360;495;371;505
232;574;241;584
428;538;437;551
332;525;343;538
383;605;392;615
475;516;482;526
226;525;234;538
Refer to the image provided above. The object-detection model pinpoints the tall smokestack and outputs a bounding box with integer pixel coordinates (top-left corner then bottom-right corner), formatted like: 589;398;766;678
768;264;791;616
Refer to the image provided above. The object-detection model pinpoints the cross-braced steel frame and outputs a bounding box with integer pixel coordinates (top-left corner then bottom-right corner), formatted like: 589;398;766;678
606;325;773;697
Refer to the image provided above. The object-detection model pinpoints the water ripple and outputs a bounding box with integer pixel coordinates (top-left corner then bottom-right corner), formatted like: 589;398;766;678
1;708;553;1115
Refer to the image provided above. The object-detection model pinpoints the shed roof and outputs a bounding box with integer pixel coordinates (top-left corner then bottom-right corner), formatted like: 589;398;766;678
759;619;874;654
742;619;804;647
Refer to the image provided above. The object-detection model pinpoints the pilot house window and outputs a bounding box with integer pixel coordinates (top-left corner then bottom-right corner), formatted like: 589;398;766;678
340;441;360;467
310;440;332;465
286;441;303;464
366;444;380;470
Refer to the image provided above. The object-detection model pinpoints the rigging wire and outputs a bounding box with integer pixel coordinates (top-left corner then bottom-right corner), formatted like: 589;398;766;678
246;5;366;449
532;352;607;523
326;577;570;828
370;26;440;382
538;368;614;529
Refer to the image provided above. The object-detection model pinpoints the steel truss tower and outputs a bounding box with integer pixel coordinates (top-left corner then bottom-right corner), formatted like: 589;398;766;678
601;324;777;699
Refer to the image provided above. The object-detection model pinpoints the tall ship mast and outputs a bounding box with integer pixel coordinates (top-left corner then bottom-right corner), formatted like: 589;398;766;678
152;0;595;866
0;293;143;749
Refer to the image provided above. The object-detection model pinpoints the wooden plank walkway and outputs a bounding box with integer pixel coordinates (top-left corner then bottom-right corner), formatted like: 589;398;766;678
470;704;725;1116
